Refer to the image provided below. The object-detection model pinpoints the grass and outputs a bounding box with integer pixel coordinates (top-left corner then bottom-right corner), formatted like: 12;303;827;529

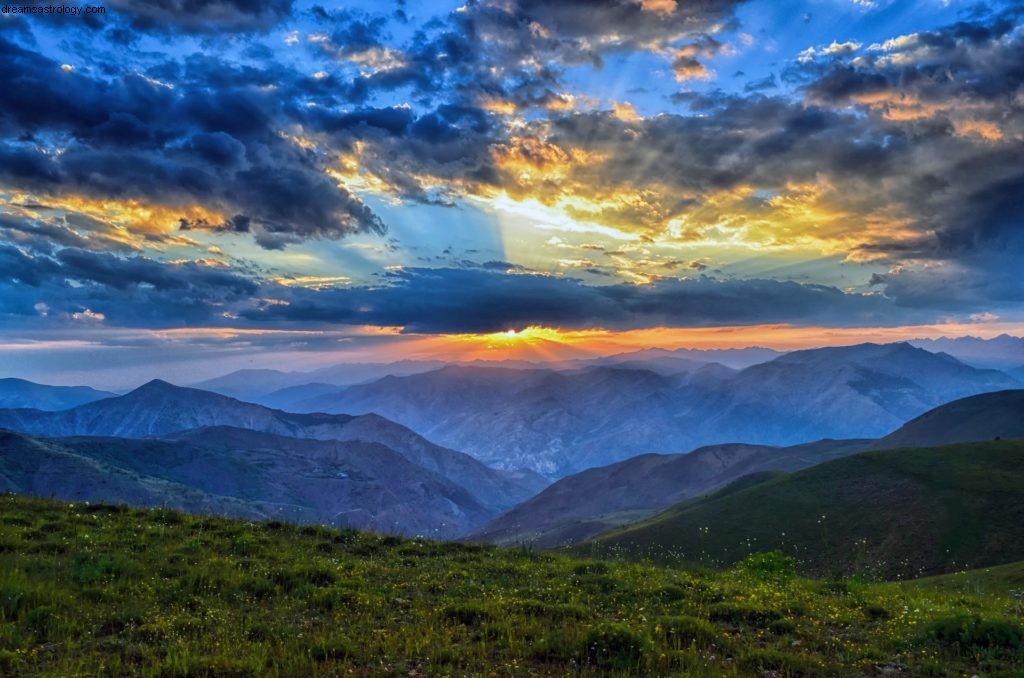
584;440;1024;580
0;494;1022;676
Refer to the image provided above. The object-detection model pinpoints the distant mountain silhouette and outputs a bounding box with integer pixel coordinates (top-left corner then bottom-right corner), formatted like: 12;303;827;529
0;378;115;411
296;343;1019;476
0;380;546;514
910;334;1024;370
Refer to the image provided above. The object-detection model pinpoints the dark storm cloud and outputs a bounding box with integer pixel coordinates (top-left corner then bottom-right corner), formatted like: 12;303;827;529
1;0;1022;333
106;0;294;34
0;245;260;327
305;0;744;108
804;66;888;103
0;245;935;332
503;0;742;55
0;35;384;249
240;267;926;333
790;5;1024;308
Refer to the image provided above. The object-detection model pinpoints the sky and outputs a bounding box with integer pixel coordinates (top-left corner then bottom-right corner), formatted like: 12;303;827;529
0;0;1022;387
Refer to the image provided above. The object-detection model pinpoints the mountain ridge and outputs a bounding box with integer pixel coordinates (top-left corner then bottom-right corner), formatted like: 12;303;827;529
584;439;1024;579
293;342;1019;476
0;426;494;537
0;379;546;514
0;378;116;411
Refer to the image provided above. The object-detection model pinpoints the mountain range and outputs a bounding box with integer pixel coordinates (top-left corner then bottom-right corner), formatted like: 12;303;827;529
285;343;1019;476
1;342;1021;551
0;427;497;537
190;347;782;409
472;388;1024;550
0;378;115;411
910;334;1024;371
0;380;546;534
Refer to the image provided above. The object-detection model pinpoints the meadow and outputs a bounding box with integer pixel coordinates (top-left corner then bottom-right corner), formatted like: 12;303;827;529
1;494;1022;676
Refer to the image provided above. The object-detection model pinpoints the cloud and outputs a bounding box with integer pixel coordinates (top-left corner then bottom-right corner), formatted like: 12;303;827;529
0;242;946;333
1;0;1022;332
0;35;384;250
239;266;932;333
106;0;294;33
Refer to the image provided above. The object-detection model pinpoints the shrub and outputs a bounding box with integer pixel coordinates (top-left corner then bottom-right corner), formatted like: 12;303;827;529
512;599;586;620
739;648;820;675
70;553;136;585
443;603;492;626
310;637;355;661
708;602;783;626
819;579;852;596
926;615;1023;649
657;584;687;602
654;615;720;647
584;623;648;670
238;575;275;599
25;605;54;637
863;603;891;620
271;565;336;591
573;573;619;594
769;618;798;635
739;551;797;582
573;561;610;576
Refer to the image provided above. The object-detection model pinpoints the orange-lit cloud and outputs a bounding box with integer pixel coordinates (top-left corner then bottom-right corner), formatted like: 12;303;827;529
638;0;677;15
351;322;1024;363
3;192;211;251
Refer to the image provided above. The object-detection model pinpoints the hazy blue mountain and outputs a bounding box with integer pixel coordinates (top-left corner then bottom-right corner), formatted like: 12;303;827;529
255;382;342;410
873;389;1024;450
580;346;782;370
688;342;1021;446
911;334;1024;370
0;378;115;411
192;348;778;403
470;438;872;548
192;361;447;400
0;380;546;513
299;343;1018;477
0;427;493;537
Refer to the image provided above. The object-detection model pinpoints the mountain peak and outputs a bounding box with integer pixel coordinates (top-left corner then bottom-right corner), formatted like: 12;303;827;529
132;379;181;394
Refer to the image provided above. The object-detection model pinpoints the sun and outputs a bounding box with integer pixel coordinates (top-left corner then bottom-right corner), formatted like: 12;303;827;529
479;327;570;347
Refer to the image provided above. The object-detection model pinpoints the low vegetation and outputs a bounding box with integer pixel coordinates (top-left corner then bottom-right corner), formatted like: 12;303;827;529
584;440;1024;580
1;494;1022;675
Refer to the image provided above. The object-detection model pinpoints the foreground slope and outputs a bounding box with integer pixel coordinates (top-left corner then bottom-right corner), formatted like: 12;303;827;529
873;389;1024;450
0;380;545;513
0;378;115;411
0;428;492;537
587;440;1024;579
1;494;1021;675
471;439;871;548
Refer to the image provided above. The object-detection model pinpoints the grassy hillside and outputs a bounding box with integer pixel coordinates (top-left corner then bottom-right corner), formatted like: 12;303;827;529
2;495;1022;675
873;389;1024;450
905;560;1024;597
471;439;870;549
585;440;1024;580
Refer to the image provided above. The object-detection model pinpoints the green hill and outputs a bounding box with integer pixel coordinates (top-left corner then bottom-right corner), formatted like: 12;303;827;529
873;389;1024;450
585;440;1024;580
2;494;1022;675
904;560;1024;597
